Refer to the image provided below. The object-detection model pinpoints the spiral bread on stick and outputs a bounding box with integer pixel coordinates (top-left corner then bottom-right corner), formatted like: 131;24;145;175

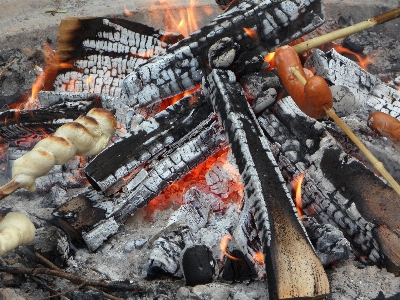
11;108;117;192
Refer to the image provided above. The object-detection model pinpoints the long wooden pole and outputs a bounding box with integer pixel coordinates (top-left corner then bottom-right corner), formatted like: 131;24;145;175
292;7;400;53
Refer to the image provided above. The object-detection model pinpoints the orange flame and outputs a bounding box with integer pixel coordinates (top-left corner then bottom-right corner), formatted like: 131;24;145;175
292;173;305;217
143;147;243;218
220;235;240;262
243;27;258;40
332;45;373;70
157;85;200;113
123;5;133;17
264;52;276;71
253;252;265;265
149;0;212;37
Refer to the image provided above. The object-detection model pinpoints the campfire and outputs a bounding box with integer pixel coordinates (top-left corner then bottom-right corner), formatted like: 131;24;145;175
0;0;400;299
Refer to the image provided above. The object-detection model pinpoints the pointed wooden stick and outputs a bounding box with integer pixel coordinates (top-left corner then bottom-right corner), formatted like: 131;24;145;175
292;7;400;54
290;68;400;197
0;178;20;200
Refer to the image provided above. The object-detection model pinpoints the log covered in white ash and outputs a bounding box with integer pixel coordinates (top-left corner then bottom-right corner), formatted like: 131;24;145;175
306;48;400;118
203;68;329;299
258;95;400;273
85;92;215;193
54;110;227;251
122;0;325;109
0;97;97;145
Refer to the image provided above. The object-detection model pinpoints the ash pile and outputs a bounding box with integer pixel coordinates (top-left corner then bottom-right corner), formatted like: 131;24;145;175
0;0;400;299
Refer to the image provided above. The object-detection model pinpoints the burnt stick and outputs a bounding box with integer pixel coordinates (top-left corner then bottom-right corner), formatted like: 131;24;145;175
203;69;329;299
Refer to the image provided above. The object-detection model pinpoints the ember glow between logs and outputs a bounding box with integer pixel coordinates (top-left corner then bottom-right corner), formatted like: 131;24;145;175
143;147;243;218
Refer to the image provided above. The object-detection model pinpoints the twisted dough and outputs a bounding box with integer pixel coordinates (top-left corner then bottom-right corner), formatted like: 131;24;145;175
12;108;117;191
0;212;36;256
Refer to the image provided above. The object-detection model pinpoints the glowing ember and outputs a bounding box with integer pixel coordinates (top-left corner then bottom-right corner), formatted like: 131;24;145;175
243;27;258;40
332;45;373;70
220;235;240;262
253;252;265;265
157;85;200;113
292;173;305;217
123;5;133;17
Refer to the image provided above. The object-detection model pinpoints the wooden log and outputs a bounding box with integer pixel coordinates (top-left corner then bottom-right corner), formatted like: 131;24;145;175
258;96;400;273
305;49;400;118
123;0;325;109
0;98;98;145
85;92;213;192
54;114;227;251
204;69;329;299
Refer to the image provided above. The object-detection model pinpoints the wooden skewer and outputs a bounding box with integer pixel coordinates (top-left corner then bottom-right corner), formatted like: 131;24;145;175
0;179;20;200
292;7;400;54
290;67;400;197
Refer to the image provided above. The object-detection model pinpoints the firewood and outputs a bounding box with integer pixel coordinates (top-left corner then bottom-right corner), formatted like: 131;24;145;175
287;63;400;197
0;108;116;200
204;69;329;299
122;0;325;109
258;96;400;272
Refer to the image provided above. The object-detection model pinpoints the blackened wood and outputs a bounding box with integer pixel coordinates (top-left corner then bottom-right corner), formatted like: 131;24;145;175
258;96;400;272
56;116;227;251
85;92;213;192
181;245;215;286
204;69;329;299
0;99;97;145
306;49;400;118
123;0;325;108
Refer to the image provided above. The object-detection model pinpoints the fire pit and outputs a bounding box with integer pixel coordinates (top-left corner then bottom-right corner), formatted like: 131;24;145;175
0;0;400;299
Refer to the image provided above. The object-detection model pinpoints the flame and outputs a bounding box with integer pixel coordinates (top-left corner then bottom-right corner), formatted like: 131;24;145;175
243;27;258;40
150;0;212;37
143;146;243;218
157;85;200;113
292;173;305;217
332;45;373;70
123;5;133;17
253;252;265;265
264;52;275;71
220;235;240;262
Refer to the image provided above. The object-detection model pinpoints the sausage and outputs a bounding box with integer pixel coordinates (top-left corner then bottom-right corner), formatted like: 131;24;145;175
275;45;333;119
304;75;333;119
368;111;400;141
274;45;307;110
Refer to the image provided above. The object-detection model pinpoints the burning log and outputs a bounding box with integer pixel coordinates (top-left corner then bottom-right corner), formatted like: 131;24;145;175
203;69;329;299
85;92;214;193
258;96;400;273
55;112;227;251
123;0;325;109
0;97;98;146
305;48;400;117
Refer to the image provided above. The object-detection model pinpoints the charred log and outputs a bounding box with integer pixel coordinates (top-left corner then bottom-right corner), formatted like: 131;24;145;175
0;99;98;145
203;69;329;299
85;92;214;193
123;0;325;109
258;96;400;273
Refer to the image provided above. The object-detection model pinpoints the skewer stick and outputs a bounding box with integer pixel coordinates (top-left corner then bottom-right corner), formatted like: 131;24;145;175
0;179;20;200
289;67;400;197
292;7;400;54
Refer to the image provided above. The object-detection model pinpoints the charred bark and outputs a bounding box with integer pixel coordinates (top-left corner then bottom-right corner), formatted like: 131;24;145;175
203;69;329;299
